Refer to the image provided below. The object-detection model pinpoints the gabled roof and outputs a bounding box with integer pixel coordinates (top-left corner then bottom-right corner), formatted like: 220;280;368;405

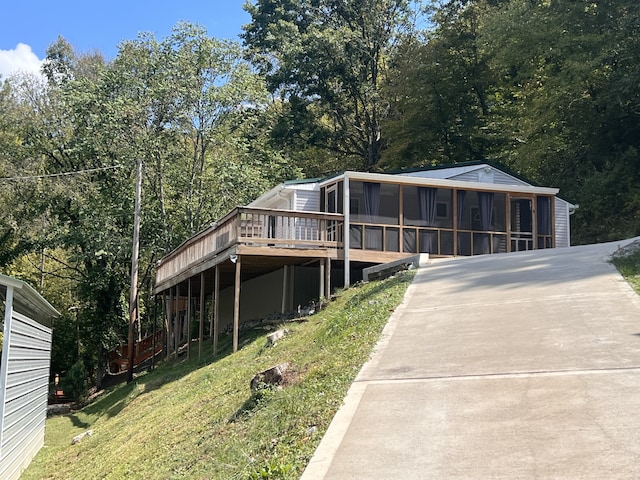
386;160;541;187
334;170;559;196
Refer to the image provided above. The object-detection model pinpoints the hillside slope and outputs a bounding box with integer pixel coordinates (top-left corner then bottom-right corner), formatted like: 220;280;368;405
23;271;413;480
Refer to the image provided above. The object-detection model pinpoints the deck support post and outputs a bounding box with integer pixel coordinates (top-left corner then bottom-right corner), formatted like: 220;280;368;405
233;256;241;353
168;288;174;359
213;266;220;355
175;285;181;360
171;285;180;360
209;291;214;339
325;258;331;300
199;272;204;361
187;278;192;360
281;265;289;314
319;258;325;301
163;293;169;360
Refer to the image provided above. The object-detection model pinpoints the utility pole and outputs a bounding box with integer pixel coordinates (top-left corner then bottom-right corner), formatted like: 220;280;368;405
127;159;142;383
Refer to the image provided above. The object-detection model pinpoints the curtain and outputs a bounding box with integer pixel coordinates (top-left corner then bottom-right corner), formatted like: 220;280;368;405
537;196;550;235
418;187;438;226
456;190;467;255
363;182;382;250
478;192;494;231
457;190;466;228
418;187;438;253
478;192;494;254
363;182;381;223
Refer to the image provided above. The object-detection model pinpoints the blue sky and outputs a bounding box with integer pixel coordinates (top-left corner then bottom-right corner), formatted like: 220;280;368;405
0;1;251;78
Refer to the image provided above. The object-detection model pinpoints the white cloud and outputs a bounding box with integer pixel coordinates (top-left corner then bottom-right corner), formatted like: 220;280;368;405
0;43;43;79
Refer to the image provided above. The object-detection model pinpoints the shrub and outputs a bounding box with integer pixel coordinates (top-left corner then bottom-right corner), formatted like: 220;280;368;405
60;360;88;403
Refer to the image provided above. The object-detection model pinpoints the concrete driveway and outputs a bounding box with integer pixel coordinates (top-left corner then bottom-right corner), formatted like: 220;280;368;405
302;239;640;479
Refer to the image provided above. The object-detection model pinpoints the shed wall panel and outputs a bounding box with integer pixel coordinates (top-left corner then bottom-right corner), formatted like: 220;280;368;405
0;312;52;480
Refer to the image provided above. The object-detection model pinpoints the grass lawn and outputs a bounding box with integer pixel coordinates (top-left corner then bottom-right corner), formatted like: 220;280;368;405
610;241;640;294
23;270;414;480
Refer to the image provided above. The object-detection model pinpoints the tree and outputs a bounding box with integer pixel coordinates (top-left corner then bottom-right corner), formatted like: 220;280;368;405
481;0;640;242
1;26;300;388
243;0;416;170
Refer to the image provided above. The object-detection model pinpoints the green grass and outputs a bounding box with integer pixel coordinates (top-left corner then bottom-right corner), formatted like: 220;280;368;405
24;270;414;480
610;243;640;294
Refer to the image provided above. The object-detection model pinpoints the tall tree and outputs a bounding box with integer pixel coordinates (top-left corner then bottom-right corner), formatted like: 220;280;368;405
383;0;509;169
481;0;640;242
243;0;415;170
1;26;299;387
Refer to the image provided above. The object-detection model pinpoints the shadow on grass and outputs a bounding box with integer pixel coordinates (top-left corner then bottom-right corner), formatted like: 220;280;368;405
228;385;279;424
76;330;266;422
343;270;414;310
68;277;404;426
69;414;90;429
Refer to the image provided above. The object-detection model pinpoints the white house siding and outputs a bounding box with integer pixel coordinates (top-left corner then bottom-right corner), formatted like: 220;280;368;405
554;198;571;248
0;311;52;480
448;168;531;186
294;190;321;240
294;189;320;212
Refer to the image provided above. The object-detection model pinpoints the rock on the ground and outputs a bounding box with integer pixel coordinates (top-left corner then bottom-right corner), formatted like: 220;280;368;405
71;429;93;445
266;328;289;345
250;362;290;392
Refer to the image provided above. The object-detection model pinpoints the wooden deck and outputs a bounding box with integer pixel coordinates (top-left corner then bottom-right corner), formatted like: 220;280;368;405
154;207;345;293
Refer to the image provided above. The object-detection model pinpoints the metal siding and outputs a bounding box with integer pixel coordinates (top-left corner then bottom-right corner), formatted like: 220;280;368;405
555;198;571;247
1;414;44;480
449;171;481;183
0;312;52;480
492;171;531;186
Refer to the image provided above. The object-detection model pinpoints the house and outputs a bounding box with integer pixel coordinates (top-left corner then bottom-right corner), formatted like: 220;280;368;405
153;162;575;357
0;274;59;480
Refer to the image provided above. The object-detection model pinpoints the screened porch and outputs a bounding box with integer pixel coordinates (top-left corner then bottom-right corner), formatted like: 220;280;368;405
320;175;556;259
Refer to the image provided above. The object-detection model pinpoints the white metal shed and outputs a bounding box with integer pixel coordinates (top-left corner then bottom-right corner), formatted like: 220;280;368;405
0;274;59;480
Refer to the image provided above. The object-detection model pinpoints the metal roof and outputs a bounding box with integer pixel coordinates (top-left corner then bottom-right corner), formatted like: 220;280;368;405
0;274;59;326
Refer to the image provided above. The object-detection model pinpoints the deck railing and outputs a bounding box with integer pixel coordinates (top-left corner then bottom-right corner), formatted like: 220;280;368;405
156;207;344;286
348;222;510;256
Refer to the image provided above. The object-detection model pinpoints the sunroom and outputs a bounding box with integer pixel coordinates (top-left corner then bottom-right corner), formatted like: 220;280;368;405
320;171;559;283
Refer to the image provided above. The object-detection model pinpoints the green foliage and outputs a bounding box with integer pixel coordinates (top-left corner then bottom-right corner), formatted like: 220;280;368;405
383;0;501;168
3;0;640;398
384;0;640;243
479;0;640;243
6;251;79;375
249;458;292;479
244;0;416;170
610;243;640;294
1;23;300;388
59;359;88;403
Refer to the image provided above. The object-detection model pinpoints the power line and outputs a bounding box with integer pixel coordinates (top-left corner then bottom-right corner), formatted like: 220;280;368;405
0;165;122;182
